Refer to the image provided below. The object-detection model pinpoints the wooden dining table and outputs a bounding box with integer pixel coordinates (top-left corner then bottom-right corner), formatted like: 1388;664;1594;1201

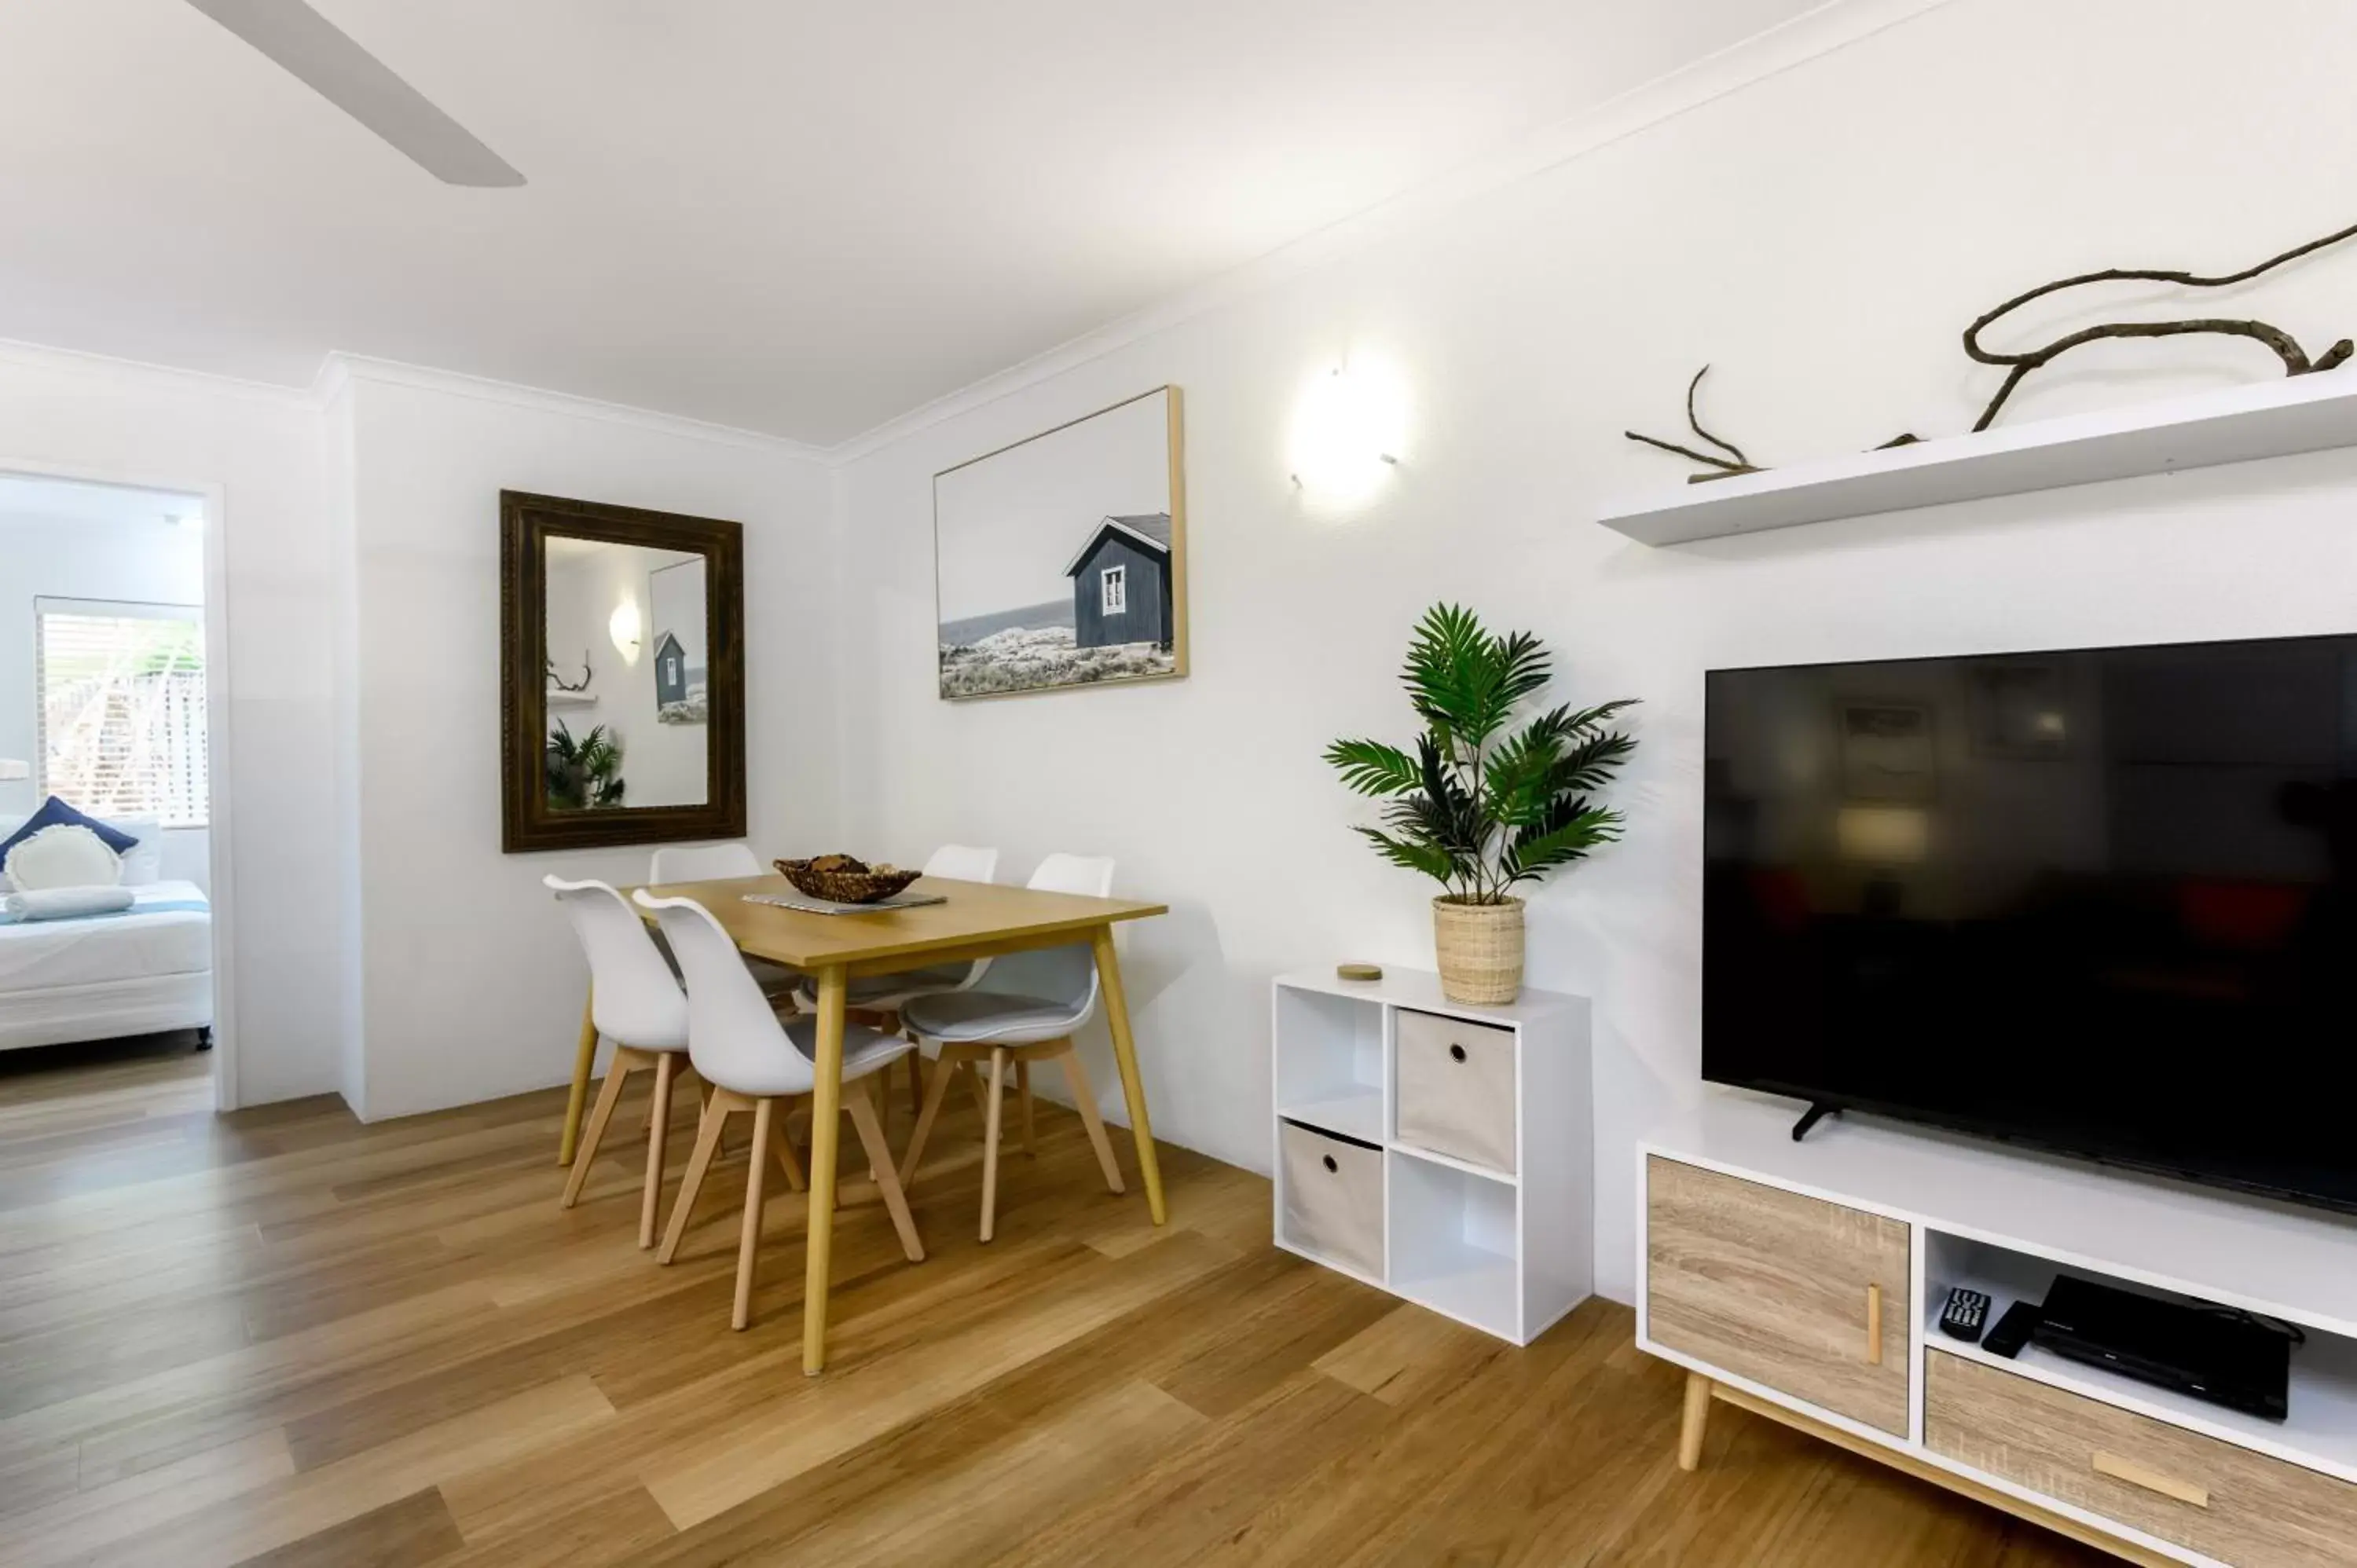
563;871;1169;1374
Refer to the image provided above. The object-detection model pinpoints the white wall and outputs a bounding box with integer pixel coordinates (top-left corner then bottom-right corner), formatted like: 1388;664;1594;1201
0;343;339;1105
0;507;211;890
831;0;2357;1302
335;369;835;1121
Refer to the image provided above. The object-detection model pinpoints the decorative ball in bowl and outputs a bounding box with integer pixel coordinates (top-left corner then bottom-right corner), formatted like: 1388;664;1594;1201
774;854;922;904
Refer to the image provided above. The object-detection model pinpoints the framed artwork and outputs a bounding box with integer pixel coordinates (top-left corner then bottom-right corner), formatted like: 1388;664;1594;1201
933;386;1187;700
1840;701;1936;802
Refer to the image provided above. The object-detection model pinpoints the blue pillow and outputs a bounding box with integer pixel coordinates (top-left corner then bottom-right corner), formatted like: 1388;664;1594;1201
0;797;138;866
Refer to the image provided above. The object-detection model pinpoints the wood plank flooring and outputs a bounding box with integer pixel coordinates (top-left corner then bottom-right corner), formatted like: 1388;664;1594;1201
0;1038;2113;1566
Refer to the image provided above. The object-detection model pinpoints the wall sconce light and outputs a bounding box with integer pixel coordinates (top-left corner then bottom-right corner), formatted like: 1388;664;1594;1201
1288;357;1406;505
608;598;643;663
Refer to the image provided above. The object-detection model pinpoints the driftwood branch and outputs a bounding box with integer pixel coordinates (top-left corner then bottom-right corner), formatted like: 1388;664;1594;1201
1963;219;2357;430
547;651;592;693
1624;365;1765;484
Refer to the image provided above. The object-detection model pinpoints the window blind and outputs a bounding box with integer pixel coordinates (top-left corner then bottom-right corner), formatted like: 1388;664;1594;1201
35;599;208;829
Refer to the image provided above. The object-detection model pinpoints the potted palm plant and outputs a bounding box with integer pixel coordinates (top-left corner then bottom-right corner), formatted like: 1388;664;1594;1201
545;720;626;811
1325;604;1637;1003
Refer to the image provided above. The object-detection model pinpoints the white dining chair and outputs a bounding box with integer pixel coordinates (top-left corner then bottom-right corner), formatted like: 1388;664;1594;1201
649;842;764;882
547;875;698;1250
899;853;1126;1242
636;888;926;1329
790;843;1001;1117
649;842;801;997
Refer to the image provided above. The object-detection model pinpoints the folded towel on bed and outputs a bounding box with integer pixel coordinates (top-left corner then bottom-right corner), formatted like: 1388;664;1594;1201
2;886;136;922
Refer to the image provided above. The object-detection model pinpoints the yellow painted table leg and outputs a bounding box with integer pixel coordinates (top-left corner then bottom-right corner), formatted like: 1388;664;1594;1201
801;965;848;1375
558;987;596;1167
1091;924;1167;1225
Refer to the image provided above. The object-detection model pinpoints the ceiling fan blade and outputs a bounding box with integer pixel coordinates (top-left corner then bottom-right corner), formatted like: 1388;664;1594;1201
184;0;524;187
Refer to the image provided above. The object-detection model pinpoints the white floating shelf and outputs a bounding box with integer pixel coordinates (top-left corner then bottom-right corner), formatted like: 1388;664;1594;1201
1597;368;2357;545
545;688;598;709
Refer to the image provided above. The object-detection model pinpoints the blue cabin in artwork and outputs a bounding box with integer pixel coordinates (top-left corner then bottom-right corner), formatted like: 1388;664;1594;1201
1062;513;1174;650
653;630;688;706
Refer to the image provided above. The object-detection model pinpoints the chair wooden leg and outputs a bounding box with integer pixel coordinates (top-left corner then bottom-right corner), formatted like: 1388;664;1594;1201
902;1054;956;1190
979;1049;1006;1243
961;1058;994;1124
1017;1061;1036;1157
733;1097;775;1331
658;1094;731;1264
639;1053;679;1249
845;1087;924;1262
560;1050;638;1209
1058;1043;1126;1195
771;1105;808;1193
906;1048;925;1119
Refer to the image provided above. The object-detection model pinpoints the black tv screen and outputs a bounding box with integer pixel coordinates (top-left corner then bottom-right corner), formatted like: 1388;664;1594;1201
1704;632;2357;1214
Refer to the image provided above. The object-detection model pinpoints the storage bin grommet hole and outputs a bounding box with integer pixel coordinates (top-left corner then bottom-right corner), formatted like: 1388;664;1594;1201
1449;1043;1467;1063
1323;1155;1338;1174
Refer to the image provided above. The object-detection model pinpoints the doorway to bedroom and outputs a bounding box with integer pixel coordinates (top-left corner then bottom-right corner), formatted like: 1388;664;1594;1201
0;471;220;1115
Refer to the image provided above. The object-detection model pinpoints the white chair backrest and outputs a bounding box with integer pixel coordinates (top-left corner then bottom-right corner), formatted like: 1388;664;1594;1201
633;890;812;1095
650;843;764;883
971;853;1116;1016
1028;852;1114;899
546;875;688;1050
922;843;999;883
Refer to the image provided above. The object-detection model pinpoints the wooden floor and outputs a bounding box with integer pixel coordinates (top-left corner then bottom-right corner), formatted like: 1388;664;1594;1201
0;1039;2115;1567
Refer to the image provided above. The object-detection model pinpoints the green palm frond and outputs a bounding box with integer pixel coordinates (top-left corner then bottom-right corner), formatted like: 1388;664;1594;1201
1327;604;1638;902
1323;738;1423;797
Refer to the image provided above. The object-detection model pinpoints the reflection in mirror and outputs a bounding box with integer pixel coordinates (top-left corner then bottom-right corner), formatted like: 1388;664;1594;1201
541;537;709;811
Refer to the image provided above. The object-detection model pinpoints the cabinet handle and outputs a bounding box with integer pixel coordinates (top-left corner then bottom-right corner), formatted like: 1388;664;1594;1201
2092;1450;2210;1510
1865;1283;1883;1365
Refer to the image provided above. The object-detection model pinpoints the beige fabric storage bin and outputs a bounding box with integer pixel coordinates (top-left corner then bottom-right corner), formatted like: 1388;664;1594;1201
1395;1009;1516;1173
1279;1120;1384;1278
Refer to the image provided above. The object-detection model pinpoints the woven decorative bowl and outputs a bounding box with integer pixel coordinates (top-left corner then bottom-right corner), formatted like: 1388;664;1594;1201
774;854;922;905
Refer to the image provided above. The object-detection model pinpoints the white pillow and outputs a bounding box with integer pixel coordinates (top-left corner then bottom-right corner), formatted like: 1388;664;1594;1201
2;823;123;892
0;815;20;891
107;815;164;886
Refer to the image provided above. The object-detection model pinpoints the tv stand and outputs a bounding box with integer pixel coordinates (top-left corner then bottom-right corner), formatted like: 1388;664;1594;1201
1789;1101;1840;1142
1638;1094;2357;1566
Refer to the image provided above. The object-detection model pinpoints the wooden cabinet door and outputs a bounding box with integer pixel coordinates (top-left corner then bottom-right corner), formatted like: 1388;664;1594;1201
1646;1155;1912;1435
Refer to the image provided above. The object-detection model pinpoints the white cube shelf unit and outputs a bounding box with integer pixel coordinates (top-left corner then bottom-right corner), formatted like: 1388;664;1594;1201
1271;967;1591;1345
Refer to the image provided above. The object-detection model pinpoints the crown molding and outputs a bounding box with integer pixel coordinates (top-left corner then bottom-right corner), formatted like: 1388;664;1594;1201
0;335;313;409
315;353;826;460
819;0;1959;467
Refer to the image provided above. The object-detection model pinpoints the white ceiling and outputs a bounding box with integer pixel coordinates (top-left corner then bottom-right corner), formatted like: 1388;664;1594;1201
0;1;1823;445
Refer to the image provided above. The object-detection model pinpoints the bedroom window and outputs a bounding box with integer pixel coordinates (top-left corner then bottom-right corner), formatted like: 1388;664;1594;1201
35;599;207;829
1101;564;1127;615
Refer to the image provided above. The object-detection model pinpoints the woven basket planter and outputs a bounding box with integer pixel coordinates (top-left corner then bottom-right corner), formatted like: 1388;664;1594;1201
1432;896;1524;1005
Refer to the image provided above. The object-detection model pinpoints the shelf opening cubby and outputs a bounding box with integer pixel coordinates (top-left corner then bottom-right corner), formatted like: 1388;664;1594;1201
1272;984;1386;1145
1922;1229;2357;1486
1388;1149;1520;1341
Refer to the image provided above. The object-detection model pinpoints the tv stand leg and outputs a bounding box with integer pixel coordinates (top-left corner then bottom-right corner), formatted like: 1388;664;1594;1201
1677;1371;1714;1471
1791;1101;1839;1142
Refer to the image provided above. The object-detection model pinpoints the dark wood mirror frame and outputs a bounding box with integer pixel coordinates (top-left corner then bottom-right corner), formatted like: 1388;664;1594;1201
500;490;746;853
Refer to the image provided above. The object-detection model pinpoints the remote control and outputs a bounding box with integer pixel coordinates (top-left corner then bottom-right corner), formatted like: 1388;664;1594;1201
1940;1287;1992;1343
1981;1300;2042;1359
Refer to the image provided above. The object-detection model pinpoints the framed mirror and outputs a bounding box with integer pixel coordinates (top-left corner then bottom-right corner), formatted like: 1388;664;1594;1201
500;490;746;853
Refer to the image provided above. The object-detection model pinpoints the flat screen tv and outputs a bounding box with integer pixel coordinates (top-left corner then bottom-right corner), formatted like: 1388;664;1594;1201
1705;632;2357;1214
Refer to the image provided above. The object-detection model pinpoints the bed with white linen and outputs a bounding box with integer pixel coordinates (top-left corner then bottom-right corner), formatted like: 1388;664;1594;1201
0;811;213;1053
